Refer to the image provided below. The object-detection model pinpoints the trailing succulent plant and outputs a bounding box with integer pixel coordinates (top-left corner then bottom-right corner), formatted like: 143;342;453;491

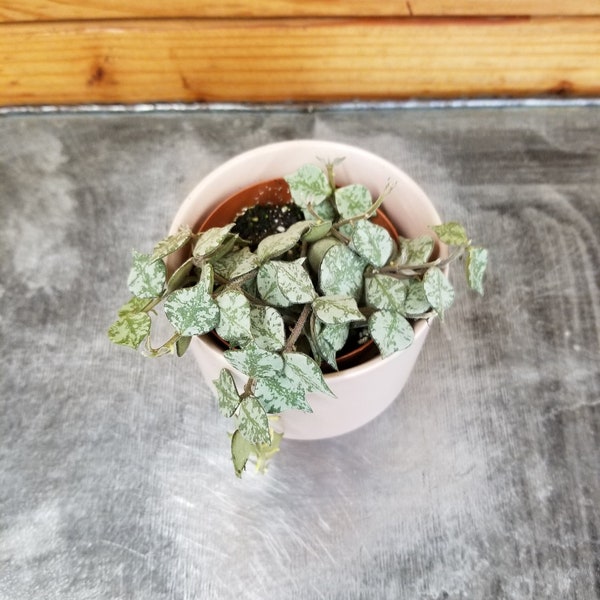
108;160;488;477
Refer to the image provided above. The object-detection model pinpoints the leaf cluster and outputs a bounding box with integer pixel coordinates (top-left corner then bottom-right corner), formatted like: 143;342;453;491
108;160;488;476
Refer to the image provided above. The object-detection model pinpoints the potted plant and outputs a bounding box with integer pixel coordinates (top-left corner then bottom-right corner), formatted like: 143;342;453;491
108;141;487;477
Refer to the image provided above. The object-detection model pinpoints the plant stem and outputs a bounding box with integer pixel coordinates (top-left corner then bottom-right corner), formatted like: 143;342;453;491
284;303;312;353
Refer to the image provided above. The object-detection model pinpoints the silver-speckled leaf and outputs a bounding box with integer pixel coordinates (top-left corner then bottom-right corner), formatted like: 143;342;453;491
127;251;166;299
334;184;372;219
163;282;219;336
224;344;284;378
166;257;194;294
284;164;332;208
249;306;286;351
467;246;488;295
255;374;313;414
319;243;366;300
256;222;308;262
275;259;317;304
107;312;151;349
256;262;292;308
368;310;414;357
151;225;192;262
213;247;259;280
398;235;435;265
423;266;455;318
284;353;334;397
350;220;394;268
117;296;149;316
313;295;364;325
365;274;409;313
193;224;235;258
238;396;271;445
214;369;241;418
404;280;431;317
430;222;469;246
216;289;252;345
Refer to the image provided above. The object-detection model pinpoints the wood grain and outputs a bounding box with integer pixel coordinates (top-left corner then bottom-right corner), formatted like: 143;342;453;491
1;17;599;106
1;0;599;21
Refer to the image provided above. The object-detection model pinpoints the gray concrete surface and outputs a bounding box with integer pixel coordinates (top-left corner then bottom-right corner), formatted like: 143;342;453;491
1;106;599;599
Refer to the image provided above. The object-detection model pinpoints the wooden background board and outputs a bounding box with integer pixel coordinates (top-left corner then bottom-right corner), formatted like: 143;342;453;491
1;1;599;105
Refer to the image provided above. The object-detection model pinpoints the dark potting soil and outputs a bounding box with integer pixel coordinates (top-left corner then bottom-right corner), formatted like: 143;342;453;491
232;202;305;247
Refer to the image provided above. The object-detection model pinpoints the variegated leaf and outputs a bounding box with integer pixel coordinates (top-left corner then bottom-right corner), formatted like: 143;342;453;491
127;250;166;299
107;312;151;349
334;184;372;219
255;374;313;413
404;280;431;317
302;220;333;243
365;274;409;312
151;225;192;262
249;306;286;351
423;266;455;318
163;282;219;336
256;262;292;308
117;296;149;316
313;295;364;325
216;289;252;345
368;310;414;357
238;396;271;445
284;353;334;396
193;224;235;258
467;246;488;295
319;243;366;300
213;247;259;280
350;220;394;268
224;344;284;378
256;222;307;262
398;235;435;265
274;259;317;304
231;429;254;478
430;222;469;246
284;164;332;207
213;368;241;418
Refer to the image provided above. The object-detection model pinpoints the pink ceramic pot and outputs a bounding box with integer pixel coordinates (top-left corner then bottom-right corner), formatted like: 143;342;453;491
168;141;446;440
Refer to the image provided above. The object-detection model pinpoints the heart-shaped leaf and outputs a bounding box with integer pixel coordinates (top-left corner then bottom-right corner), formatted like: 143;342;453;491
216;289;252;345
350;220;394;267
213;247;259;280
249;306;286;351
423;267;455;318
238;396;271;445
255;374;313;413
430;222;469;246
151;225;192;262
214;369;241;418
164;282;219;336
127;251;166;298
284;164;332;207
319;243;366;300
313;295;364;325
404;280;431;317
334;184;372;219
256;262;292;308
368;310;414;357
284;353;334;396
107;312;151;349
398;235;435;265
231;429;254;478
193;224;235;258
224;344;284;378
274;259;317;304
365;274;408;312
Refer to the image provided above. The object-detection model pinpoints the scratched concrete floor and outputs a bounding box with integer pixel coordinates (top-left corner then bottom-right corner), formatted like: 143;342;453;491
1;105;599;599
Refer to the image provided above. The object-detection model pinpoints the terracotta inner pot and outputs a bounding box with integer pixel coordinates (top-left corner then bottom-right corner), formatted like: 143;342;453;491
197;177;402;369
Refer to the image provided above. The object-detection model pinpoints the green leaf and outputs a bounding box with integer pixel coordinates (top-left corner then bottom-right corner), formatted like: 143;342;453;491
249;306;286;351
193;224;235;258
127;251;166;298
313;295;364;325
284;353;334;396
467;246;488;295
151;225;192;262
166;257;194;294
198;263;214;295
423;267;455;318
231;429;254;478
284;164;332;208
303;198;336;221
368;310;414;357
255;373;313;413
213;247;259;280
274;259;317;304
430;222;469;246
107;312;151;349
214;369;241;418
319;243;366;300
256;262;292;308
365;274;409;313
404;280;431;317
302;220;333;243
350;220;394;268
334;184;373;219
314;321;349;370
117;296;149;316
238;396;271;445
163;282;219;336
398;235;435;265
224;344;284;378
256;223;306;262
176;336;192;357
216;289;252;345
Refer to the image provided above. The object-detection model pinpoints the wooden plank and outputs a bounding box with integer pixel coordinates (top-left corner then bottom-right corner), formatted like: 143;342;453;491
1;17;599;106
1;0;600;21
